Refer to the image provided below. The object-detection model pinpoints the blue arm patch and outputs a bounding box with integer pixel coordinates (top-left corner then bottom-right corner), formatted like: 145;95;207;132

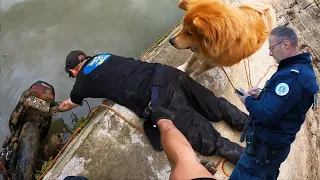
245;75;302;125
84;54;111;75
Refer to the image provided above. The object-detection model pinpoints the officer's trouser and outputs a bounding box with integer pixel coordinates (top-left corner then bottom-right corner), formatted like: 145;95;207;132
156;66;248;164
229;144;291;180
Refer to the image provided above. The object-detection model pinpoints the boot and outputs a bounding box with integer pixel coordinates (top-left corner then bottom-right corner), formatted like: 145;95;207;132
215;137;244;165
218;97;248;131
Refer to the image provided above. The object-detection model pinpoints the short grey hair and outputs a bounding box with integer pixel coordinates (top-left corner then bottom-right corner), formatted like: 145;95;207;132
270;26;298;47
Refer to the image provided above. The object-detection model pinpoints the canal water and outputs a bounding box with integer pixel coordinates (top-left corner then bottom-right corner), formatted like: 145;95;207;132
0;0;183;144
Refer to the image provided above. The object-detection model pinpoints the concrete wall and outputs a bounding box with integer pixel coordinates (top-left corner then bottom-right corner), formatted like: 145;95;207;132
274;0;320;67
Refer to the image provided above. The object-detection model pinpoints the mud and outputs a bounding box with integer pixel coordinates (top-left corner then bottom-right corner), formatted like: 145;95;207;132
41;134;63;161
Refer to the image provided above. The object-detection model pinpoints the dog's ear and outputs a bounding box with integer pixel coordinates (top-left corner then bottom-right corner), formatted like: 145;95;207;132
178;0;190;10
193;17;206;34
193;17;219;42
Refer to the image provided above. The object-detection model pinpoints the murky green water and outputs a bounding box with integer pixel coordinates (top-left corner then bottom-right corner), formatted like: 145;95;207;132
0;0;183;143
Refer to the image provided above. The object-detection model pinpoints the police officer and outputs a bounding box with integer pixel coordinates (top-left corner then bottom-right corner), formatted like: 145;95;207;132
53;50;248;164
230;26;319;179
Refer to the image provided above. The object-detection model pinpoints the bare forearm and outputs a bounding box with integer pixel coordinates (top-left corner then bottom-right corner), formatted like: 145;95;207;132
58;99;77;112
157;117;213;179
157;119;197;166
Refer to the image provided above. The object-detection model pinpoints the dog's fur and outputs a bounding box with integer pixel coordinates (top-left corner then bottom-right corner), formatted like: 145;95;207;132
170;0;277;79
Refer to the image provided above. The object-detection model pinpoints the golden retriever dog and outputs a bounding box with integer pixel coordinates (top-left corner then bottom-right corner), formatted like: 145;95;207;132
170;0;277;79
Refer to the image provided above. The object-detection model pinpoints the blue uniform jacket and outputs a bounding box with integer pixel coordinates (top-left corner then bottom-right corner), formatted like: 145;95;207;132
245;53;319;148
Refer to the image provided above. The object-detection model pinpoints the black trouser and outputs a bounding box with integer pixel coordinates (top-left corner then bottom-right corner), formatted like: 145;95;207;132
156;66;248;164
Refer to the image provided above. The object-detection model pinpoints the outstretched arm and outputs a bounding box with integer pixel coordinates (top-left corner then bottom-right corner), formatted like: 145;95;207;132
157;119;214;180
58;98;78;112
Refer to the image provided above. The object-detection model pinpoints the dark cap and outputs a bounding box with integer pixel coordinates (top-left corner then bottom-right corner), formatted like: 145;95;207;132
65;50;87;77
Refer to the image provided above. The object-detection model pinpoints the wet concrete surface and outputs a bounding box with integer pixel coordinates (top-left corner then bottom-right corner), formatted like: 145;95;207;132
0;0;183;144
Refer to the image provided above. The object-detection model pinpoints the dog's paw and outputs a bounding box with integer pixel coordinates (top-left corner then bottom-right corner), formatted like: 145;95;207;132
177;64;187;72
190;73;197;80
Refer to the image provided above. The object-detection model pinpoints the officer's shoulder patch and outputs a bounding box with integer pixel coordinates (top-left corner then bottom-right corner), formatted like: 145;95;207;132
275;83;290;96
84;54;111;75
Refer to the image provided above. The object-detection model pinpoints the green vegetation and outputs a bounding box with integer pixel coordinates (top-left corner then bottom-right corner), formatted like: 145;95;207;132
156;32;170;43
34;157;52;180
74;117;90;132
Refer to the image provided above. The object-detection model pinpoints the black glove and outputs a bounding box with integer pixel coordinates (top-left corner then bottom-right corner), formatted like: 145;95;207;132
144;106;173;152
144;120;163;151
150;106;174;126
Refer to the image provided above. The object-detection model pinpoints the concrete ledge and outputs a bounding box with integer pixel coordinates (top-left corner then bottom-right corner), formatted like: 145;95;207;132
44;102;172;180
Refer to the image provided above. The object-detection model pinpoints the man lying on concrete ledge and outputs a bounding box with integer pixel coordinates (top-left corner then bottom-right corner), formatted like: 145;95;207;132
51;50;248;164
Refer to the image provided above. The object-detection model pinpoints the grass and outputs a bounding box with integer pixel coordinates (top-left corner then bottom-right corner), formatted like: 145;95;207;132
141;32;171;59
140;32;170;58
140;20;182;60
74;117;90;132
156;32;170;43
34;157;53;180
33;117;90;179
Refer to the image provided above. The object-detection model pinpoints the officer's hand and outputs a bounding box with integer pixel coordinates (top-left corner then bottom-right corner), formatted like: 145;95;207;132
49;102;62;115
150;106;174;126
237;88;250;104
248;87;261;99
53;102;62;107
